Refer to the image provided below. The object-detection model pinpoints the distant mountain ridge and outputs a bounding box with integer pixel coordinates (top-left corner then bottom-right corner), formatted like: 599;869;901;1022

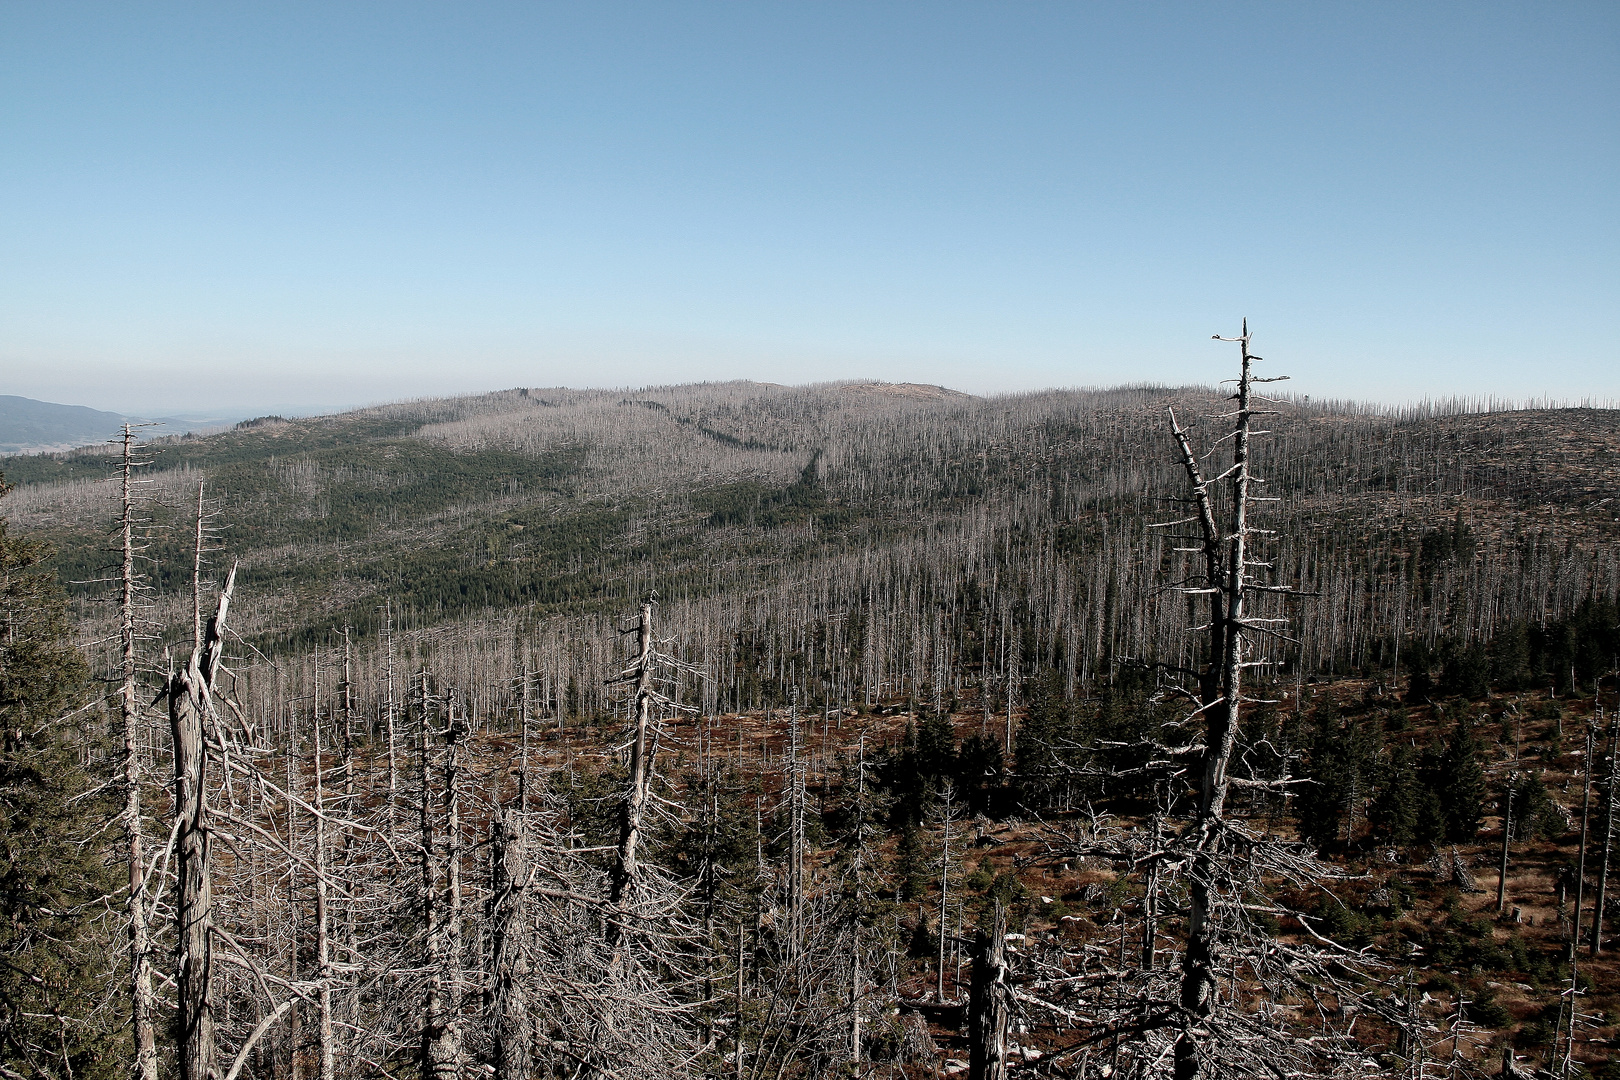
0;396;242;455
0;396;127;455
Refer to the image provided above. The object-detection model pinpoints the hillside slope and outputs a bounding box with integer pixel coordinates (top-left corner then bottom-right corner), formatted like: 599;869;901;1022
3;379;1619;1077
2;380;1616;680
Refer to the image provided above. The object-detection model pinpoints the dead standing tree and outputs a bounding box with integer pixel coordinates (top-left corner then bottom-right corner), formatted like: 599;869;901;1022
1154;324;1435;1078
967;900;1009;1080
417;674;469;1080
604;596;702;964
1006;325;1430;1080
109;422;162;1080
606;598;659;960
589;595;709;1075
167;559;238;1080
489;805;532;1080
1164;322;1285;1078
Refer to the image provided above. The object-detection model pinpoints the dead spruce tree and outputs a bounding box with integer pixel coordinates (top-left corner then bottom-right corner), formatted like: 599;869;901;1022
109;422;162;1080
606;597;660;961
1009;324;1433;1080
967;900;1009;1080
167;558;237;1080
488;803;531;1080
414;674;469;1080
483;593;707;1080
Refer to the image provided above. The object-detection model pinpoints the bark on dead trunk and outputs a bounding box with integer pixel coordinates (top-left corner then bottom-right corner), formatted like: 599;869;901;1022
968;901;1008;1080
608;600;656;957
1572;726;1594;955
312;673;336;1080
118;425;159;1080
169;564;235;1080
422;685;465;1080
490;808;532;1080
1170;323;1257;1080
1592;718;1618;957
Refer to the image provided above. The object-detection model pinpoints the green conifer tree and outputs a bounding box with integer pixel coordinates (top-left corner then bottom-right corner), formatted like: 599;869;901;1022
1431;717;1485;842
0;475;126;1077
894;819;930;902
1369;745;1421;847
1298;710;1384;851
1012;670;1075;809
916;709;957;782
1509;771;1565;841
953;734;1003;815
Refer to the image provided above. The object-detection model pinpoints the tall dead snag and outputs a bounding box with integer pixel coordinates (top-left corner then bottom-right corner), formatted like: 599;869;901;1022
967;901;1008;1080
114;423;160;1080
167;560;237;1080
442;698;467;1080
311;668;336;1080
1013;325;1425;1079
1170;322;1273;1079
420;676;467;1080
787;690;807;960
935;781;961;1002
1158;325;1425;1077
1571;724;1595;955
578;594;707;1077
1497;773;1516;915
1593;715;1618;956
383;601;400;828
489;808;532;1080
607;598;656;957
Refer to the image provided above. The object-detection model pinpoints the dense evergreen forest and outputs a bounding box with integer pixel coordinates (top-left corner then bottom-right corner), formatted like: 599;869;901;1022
1;367;1618;1079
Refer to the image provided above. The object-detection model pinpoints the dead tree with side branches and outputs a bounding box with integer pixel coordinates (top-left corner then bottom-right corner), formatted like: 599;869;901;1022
1012;325;1440;1080
167;557;237;1080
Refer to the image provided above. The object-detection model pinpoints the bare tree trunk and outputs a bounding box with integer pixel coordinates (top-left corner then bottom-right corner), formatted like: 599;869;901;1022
1572;726;1594;955
287;683;304;1080
312;673;336;1080
788;691;805;961
117;425;159;1080
608;600;656;956
169;563;236;1080
734;920;746;1080
339;629;357;1053
850;935;863;1069
700;744;716;1048
423;683;465;1080
490;808;531;1080
444;715;464;1077
518;667;531;815
1592;717;1618;957
968;901;1008;1080
1142;812;1161;971
1170;323;1259;1080
384;602;399;829
937;784;956;1002
418;676;441;1074
850;735;868;1069
1498;774;1515;914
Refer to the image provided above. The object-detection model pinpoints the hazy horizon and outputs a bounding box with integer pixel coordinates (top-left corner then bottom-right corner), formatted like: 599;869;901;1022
3;3;1615;414
9;376;1619;439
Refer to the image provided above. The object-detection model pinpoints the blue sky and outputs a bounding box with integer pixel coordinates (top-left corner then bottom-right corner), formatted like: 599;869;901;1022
2;2;1614;414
